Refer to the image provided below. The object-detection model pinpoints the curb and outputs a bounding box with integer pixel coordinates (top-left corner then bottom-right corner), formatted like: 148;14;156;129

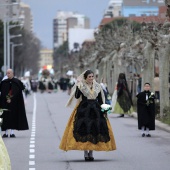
131;112;170;133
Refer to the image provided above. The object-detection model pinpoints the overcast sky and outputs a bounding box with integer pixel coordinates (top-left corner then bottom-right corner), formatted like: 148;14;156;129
22;0;108;49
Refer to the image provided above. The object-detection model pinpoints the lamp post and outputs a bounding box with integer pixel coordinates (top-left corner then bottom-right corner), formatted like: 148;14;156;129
10;42;23;71
7;24;23;70
0;1;20;75
3;19;7;75
7;34;22;69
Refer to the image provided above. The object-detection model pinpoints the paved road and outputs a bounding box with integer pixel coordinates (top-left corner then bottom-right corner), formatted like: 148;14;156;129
2;91;170;170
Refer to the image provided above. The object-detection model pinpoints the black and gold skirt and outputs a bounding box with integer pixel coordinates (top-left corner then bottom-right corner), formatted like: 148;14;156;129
60;100;116;151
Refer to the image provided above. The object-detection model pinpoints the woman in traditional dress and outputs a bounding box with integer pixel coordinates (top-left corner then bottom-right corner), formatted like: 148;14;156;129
0;110;11;170
38;69;50;93
47;76;54;93
0;136;11;170
111;73;133;117
59;70;116;161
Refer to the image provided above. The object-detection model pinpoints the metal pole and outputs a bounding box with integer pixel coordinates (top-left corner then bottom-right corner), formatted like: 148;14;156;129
3;19;7;75
11;44;14;71
7;21;10;69
11;43;23;72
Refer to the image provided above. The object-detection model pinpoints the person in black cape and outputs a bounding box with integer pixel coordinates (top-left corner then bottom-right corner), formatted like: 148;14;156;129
136;83;155;137
0;69;29;138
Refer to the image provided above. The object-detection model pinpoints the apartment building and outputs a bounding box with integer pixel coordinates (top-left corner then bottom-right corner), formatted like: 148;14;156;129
20;2;33;32
104;0;123;18
122;0;165;17
53;11;90;50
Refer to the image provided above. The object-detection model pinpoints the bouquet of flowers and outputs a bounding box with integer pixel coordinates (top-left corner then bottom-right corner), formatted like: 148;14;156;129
0;108;8;116
146;92;155;106
0;118;3;126
0;108;8;127
6;89;13;103
101;104;112;120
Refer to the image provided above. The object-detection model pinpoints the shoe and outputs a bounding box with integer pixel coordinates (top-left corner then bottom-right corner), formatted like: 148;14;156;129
88;153;94;161
89;156;94;161
146;134;151;137
2;134;8;138
10;134;16;138
84;156;90;161
117;114;124;118
142;133;145;137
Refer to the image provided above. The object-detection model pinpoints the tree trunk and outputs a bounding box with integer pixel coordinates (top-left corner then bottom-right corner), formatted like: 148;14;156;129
159;44;170;117
142;41;155;88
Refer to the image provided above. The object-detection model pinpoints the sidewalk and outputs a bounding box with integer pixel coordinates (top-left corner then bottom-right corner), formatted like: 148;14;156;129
132;112;170;133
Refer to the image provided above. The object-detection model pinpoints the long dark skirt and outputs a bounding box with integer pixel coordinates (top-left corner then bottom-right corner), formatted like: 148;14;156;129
39;82;46;90
73;99;110;144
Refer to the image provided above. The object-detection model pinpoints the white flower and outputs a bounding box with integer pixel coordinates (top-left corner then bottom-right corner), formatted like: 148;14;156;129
0;109;8;116
151;92;154;95
101;104;112;110
0;111;3;116
0;118;3;125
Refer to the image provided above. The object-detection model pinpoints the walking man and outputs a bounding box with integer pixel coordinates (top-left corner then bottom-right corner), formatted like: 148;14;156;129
0;69;29;137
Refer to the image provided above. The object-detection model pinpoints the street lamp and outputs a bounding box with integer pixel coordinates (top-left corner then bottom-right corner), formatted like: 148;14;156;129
10;42;23;71
10;34;22;39
7;34;22;69
9;24;23;29
0;1;20;75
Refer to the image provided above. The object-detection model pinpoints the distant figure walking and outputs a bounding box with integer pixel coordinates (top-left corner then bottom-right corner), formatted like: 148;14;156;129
137;74;142;94
100;78;111;104
0;69;29;138
153;73;160;102
136;83;155;137
111;73;133;117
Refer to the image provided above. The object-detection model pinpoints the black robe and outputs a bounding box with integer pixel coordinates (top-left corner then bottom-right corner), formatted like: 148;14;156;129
0;77;29;131
136;91;155;130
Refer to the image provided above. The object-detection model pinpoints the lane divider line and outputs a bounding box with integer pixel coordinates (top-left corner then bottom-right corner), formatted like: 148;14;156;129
29;93;37;170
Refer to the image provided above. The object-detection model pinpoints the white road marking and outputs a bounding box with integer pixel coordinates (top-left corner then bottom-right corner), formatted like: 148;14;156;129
30;144;35;148
30;149;35;153
29;161;35;165
29;93;37;170
29;155;35;159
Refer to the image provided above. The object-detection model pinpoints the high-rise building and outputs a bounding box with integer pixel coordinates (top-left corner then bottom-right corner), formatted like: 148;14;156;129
20;2;33;32
53;11;90;50
0;0;21;21
104;0;123;18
